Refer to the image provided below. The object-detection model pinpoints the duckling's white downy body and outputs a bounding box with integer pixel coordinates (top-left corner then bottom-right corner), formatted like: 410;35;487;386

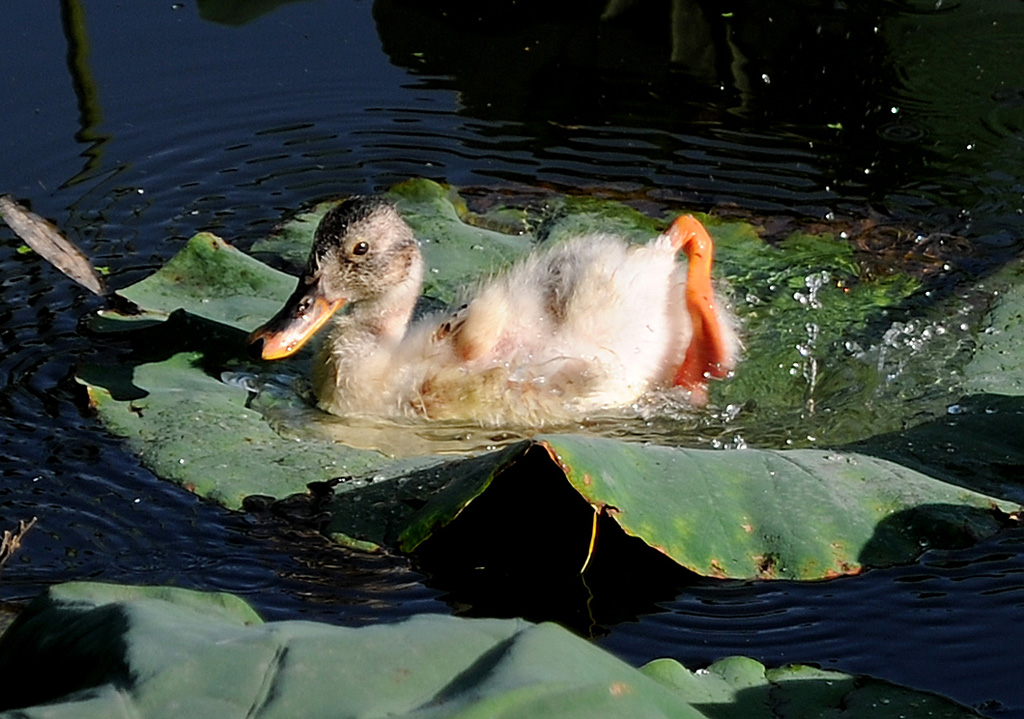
249;197;738;427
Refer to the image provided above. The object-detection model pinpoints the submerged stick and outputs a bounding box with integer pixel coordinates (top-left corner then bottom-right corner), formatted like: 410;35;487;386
0;194;106;296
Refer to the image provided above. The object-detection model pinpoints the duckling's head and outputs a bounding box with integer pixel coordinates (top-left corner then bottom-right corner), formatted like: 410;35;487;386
248;196;421;360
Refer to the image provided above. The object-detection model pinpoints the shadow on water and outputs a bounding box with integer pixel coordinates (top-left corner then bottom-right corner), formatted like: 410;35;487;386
370;0;1024;266
852;394;1024;506
690;674;970;719
373;0;901;126
195;0;312;26
76;309;251;402
409;445;697;636
0;599;130;713
371;0;919;200
859;503;1013;570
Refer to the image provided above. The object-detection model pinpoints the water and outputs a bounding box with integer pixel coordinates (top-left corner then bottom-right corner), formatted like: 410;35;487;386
3;0;1024;715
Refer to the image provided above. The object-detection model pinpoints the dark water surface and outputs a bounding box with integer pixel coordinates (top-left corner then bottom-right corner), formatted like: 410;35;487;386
2;0;1024;715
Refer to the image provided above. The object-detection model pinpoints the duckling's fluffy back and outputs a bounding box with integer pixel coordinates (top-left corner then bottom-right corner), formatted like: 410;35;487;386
322;231;725;427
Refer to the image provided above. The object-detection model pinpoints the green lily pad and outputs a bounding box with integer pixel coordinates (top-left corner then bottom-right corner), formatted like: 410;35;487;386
79;350;422;511
387;435;1013;579
0;582;982;718
93;232;297;334
76;180;1021;579
852;259;1024;502
964;260;1024;397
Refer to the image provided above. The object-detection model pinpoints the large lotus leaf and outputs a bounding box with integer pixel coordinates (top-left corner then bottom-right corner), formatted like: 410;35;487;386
76;181;1020;578
0;582;980;718
110;232;296;332
78;348;440;513
77;344;1017;578
964;260;1024;396
852;260;1024;501
390;435;1014;579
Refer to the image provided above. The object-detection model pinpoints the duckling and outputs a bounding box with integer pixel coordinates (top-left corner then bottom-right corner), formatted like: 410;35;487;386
247;196;738;426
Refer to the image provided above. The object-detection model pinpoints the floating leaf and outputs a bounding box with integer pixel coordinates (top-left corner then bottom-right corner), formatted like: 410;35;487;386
0;582;982;718
853;260;1024;503
79;348;439;514
389;435;1014;580
113;232;295;332
0;194;106;295
75;181;1021;580
964;260;1024;397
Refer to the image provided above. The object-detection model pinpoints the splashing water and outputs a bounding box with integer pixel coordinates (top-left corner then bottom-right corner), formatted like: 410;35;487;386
793;270;830;309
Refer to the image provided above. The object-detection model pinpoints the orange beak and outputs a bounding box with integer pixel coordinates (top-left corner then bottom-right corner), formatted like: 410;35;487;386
248;280;345;360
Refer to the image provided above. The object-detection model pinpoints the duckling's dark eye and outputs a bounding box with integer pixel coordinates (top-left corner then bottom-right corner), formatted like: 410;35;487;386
352;241;369;256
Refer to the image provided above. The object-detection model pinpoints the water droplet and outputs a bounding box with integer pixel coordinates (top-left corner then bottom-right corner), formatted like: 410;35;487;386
946;404;965;415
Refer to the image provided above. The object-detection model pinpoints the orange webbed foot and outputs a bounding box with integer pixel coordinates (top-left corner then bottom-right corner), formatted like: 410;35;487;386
665;215;733;404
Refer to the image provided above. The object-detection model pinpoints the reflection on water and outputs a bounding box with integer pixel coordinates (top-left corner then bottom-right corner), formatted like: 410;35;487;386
3;0;1024;714
60;0;110;187
252;376;746;457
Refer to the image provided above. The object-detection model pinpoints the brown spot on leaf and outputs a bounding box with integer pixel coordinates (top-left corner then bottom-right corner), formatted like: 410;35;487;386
536;439;571;477
609;681;633;697
755;554;778;578
709;559;727;578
